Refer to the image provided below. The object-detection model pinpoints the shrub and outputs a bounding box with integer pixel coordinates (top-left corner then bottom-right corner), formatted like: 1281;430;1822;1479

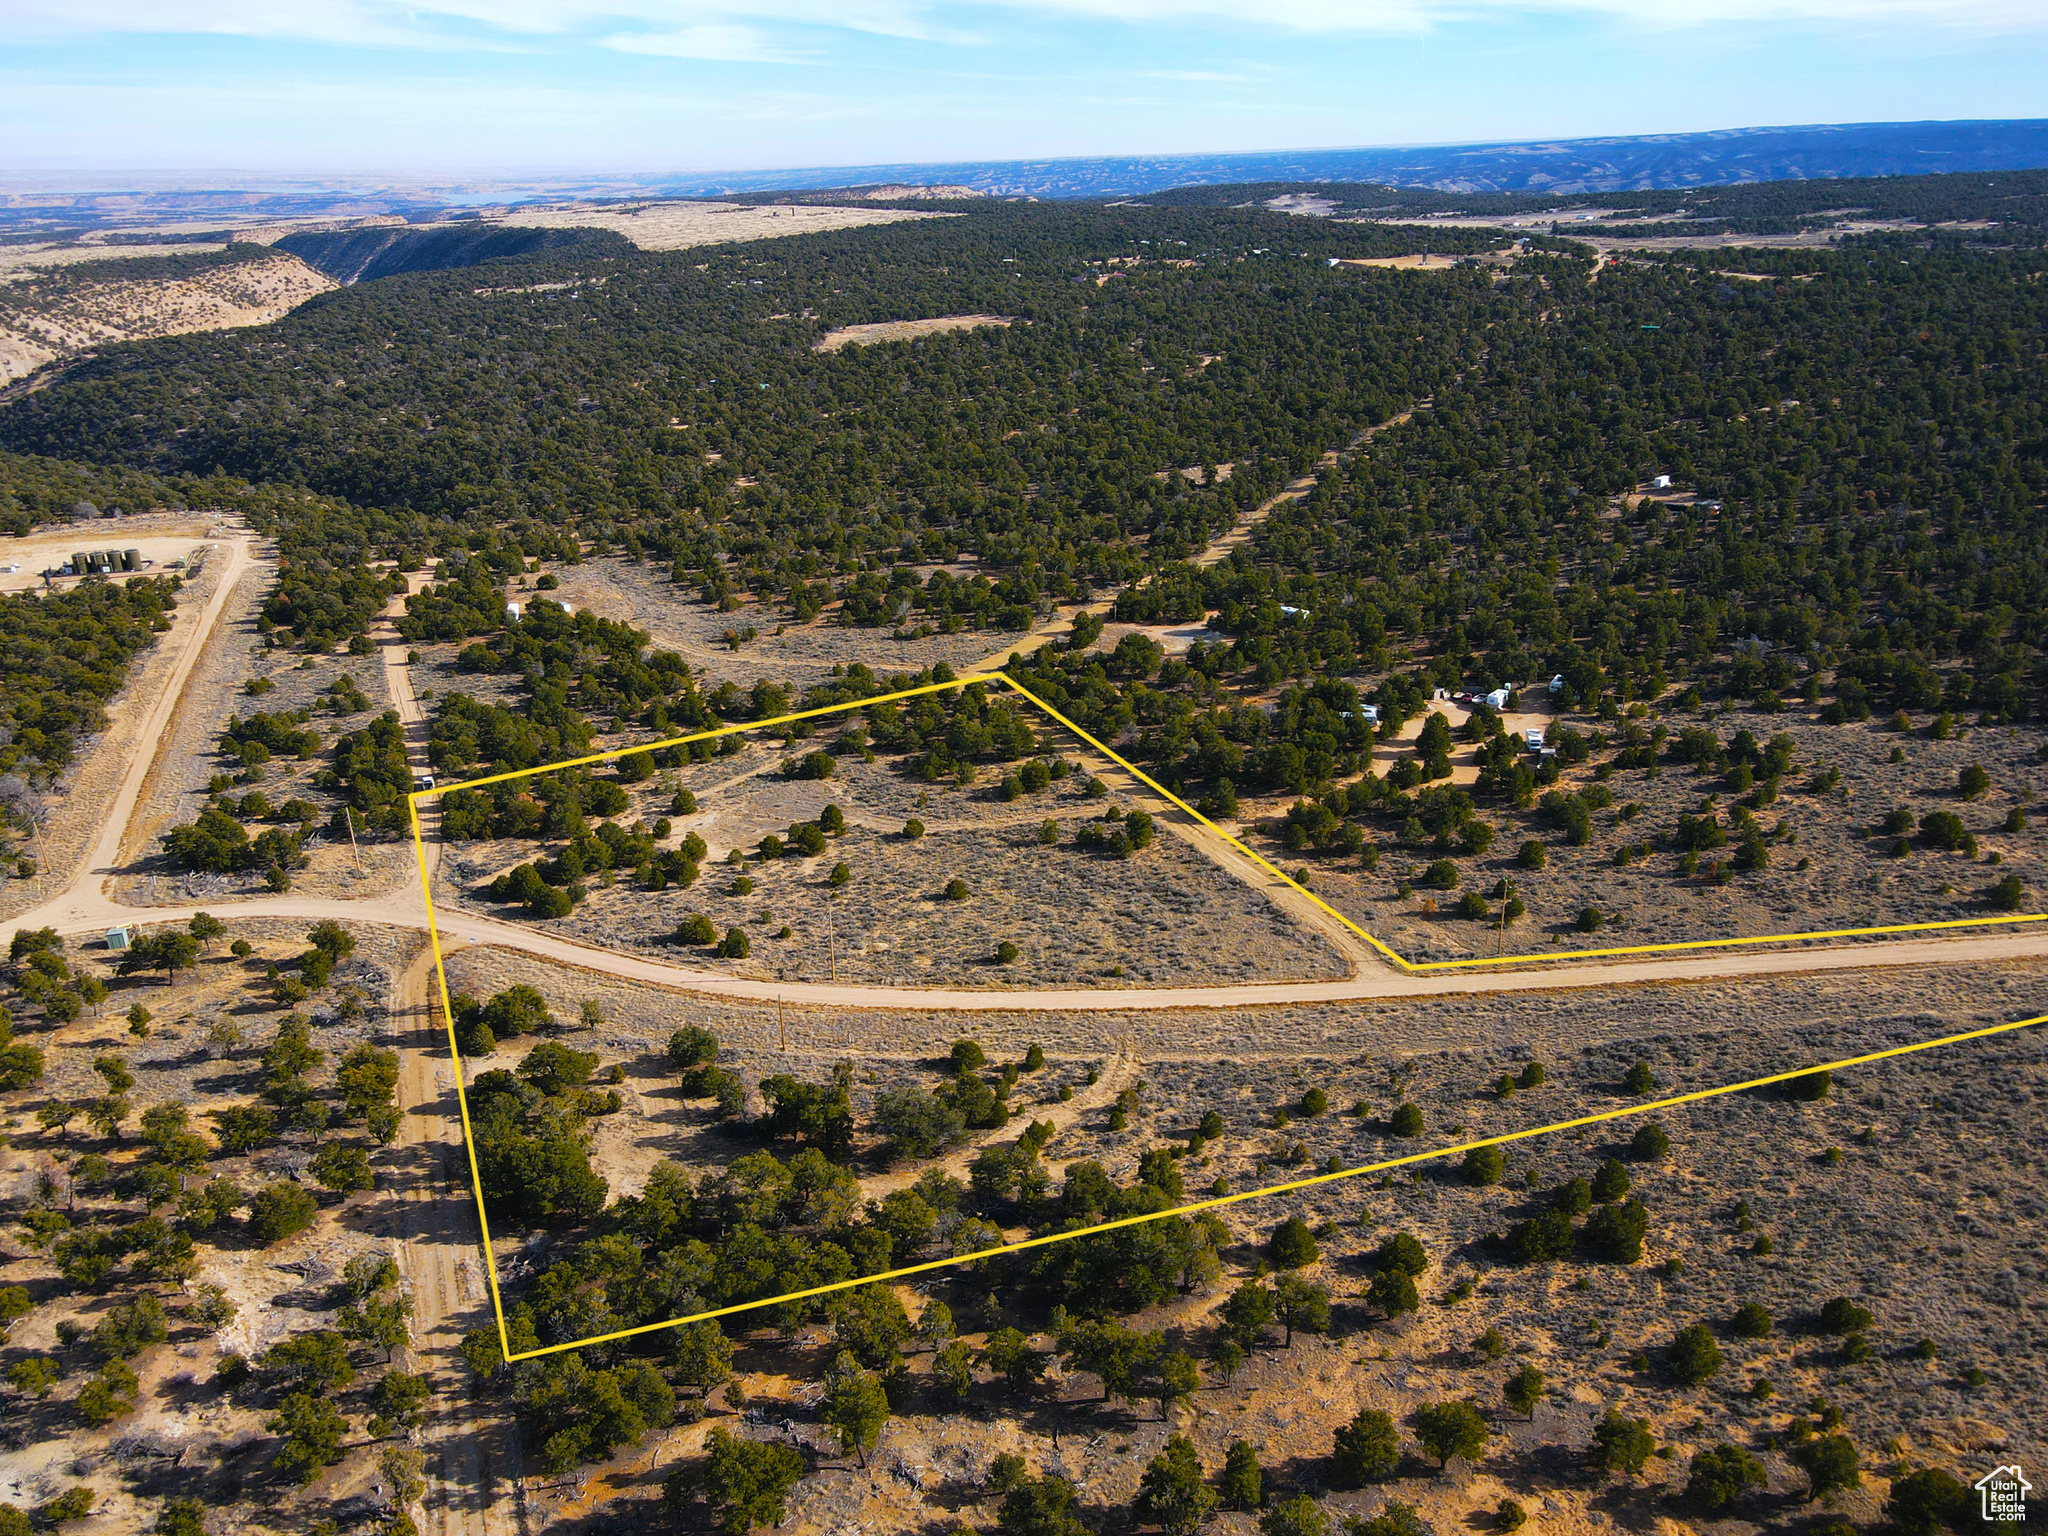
1582;1200;1649;1263
1375;1233;1428;1276
1818;1297;1874;1335
1463;1145;1505;1186
1389;1102;1424;1137
1516;840;1547;869
1786;1069;1831;1101
1422;858;1460;890
942;877;968;901
1591;1158;1632;1203
1622;1060;1657;1094
1331;1407;1400;1485
1456;891;1490;919
1366;1266;1418;1318
1591;1408;1654;1476
1667;1323;1723;1385
1630;1123;1670;1160
1507;1209;1576;1265
1268;1217;1320;1270
902;818;925;839
1729;1302;1772;1338
1920;810;1968;849
1988;873;2025;910
715;927;750;959
1958;764;1990;799
994;941;1019;964
1517;1062;1545;1089
246;1181;319;1245
1685;1444;1766;1512
1261;1495;1332;1536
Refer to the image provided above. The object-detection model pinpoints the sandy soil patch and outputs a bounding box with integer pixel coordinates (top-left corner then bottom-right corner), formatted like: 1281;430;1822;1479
0;251;334;384
814;314;1015;353
490;201;948;253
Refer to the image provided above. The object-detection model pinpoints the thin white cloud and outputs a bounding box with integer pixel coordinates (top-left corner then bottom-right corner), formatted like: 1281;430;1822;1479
7;0;2045;48
600;23;808;60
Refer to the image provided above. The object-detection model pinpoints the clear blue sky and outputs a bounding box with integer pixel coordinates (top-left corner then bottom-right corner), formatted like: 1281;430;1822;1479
5;0;2046;177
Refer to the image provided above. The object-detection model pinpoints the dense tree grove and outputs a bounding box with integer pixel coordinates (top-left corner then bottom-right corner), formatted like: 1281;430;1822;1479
0;577;178;778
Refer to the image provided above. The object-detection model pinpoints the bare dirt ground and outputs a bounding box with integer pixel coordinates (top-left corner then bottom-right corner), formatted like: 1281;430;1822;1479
0;252;335;384
435;943;2044;1536
0;533;211;594
814;314;1014;352
512;557;1035;692
489;201;948;252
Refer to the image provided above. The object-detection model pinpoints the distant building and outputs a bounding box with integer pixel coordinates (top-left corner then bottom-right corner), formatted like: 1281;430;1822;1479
1526;728;1546;752
1651;474;1673;490
105;927;132;952
1548;674;1565;695
1485;687;1510;710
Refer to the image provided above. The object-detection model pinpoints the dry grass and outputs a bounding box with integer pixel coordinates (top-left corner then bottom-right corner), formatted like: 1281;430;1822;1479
491;201;947;253
813;314;1014;352
0;252;334;384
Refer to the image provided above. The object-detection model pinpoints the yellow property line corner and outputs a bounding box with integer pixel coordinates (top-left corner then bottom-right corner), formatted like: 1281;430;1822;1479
399;667;2046;1362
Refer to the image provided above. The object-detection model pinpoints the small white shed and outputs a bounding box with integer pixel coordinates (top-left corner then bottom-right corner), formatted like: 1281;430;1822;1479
105;927;132;952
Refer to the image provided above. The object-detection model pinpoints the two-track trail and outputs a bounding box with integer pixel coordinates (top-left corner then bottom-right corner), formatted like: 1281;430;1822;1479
390;947;524;1536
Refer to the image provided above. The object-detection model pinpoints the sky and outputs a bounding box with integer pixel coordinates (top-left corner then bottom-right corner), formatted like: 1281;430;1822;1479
4;0;2048;178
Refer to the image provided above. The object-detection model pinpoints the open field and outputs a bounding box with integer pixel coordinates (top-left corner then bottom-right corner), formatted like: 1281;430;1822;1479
0;251;335;385
490;201;948;252
814;314;1015;352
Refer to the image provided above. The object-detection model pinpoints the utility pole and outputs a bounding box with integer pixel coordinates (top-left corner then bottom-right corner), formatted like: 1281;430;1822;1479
1497;878;1513;958
827;900;836;983
778;995;786;1053
347;806;362;873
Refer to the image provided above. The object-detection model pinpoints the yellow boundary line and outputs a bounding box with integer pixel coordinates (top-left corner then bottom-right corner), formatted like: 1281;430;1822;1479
402;670;2048;1362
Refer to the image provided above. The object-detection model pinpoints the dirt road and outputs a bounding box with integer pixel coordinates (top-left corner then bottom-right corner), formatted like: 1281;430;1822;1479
390;947;522;1536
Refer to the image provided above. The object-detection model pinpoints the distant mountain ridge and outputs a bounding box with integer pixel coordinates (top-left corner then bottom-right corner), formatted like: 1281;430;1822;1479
667;119;2048;200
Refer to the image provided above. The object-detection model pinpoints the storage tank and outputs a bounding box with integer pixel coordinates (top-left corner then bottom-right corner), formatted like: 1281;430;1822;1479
72;552;89;575
123;549;141;571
